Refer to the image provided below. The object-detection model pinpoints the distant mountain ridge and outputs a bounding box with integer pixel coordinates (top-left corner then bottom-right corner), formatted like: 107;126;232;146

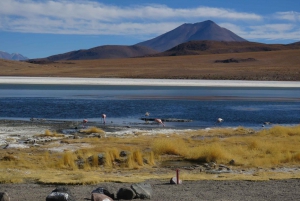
136;20;247;52
0;51;28;61
28;45;158;62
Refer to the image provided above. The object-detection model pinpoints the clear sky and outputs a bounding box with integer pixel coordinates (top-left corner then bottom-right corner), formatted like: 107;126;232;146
0;0;299;58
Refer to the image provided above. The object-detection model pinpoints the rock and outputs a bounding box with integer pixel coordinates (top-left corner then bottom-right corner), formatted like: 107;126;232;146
170;177;182;184
91;187;114;200
91;193;113;201
117;188;136;200
131;183;152;199
119;150;130;157
97;153;106;165
46;186;75;201
0;192;10;201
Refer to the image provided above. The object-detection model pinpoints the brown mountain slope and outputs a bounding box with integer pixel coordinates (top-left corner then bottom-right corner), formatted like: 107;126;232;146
152;40;300;56
1;49;300;81
28;45;158;62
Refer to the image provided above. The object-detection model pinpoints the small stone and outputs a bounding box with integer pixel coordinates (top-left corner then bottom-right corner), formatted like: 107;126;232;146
170;177;182;184
0;192;10;201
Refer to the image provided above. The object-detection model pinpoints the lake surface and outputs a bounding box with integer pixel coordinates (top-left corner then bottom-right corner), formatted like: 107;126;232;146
0;84;299;129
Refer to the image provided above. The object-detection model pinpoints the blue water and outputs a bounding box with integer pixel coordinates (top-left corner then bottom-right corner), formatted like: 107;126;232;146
0;84;300;129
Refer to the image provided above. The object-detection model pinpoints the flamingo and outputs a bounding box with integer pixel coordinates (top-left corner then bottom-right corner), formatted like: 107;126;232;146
155;118;165;127
102;114;106;124
82;119;88;128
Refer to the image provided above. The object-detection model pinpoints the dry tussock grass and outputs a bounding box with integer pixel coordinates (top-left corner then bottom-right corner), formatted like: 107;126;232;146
36;129;65;137
80;127;105;134
0;126;300;184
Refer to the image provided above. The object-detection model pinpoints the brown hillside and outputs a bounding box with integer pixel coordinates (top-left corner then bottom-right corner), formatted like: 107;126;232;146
1;49;300;81
28;45;158;62
154;41;300;56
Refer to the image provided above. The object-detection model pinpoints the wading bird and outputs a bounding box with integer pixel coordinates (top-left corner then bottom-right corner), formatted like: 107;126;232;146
216;118;223;124
82;119;88;128
155;118;165;127
102;114;106;124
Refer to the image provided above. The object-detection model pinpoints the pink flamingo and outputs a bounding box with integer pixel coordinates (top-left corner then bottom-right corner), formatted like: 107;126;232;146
155;118;165;127
102;114;106;124
82;119;88;128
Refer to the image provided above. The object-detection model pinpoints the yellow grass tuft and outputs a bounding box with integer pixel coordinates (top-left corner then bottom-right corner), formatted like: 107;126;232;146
36;129;65;137
257;125;300;137
152;137;187;156
81;127;105;134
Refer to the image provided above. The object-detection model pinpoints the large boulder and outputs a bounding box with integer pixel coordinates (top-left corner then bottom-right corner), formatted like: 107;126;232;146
91;187;114;200
46;187;75;201
131;183;152;199
91;193;113;201
117;188;136;200
0;192;10;201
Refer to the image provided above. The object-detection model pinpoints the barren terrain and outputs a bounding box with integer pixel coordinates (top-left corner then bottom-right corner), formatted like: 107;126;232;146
1;49;300;81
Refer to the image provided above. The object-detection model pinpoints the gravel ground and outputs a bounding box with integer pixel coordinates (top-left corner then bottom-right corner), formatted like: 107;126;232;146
0;179;300;201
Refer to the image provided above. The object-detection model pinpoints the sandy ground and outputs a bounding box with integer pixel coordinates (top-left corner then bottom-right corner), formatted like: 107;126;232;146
1;179;300;201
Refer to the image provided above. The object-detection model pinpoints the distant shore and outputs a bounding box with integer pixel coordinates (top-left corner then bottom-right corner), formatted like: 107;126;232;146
1;76;300;87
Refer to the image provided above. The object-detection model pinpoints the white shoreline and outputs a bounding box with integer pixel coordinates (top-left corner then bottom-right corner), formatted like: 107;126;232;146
1;76;300;87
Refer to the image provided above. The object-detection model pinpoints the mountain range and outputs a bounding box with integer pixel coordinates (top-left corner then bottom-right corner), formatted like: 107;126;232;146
136;20;247;52
5;20;300;62
28;20;251;62
0;51;28;61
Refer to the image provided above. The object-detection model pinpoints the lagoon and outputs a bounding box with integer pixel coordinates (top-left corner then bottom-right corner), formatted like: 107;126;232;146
0;80;299;129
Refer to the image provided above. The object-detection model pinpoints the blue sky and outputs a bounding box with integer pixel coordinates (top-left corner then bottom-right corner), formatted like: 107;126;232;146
0;0;300;58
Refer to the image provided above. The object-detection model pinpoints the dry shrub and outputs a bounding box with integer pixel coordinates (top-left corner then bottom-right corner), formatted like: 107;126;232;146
247;139;262;150
145;151;155;166
292;153;300;162
125;153;134;169
62;151;77;170
2;155;17;161
91;153;99;167
257;125;300;137
133;150;143;166
189;144;229;163
152;138;187;155
45;129;52;136
104;151;113;168
37;129;65;137
81;127;105;134
108;148;119;161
